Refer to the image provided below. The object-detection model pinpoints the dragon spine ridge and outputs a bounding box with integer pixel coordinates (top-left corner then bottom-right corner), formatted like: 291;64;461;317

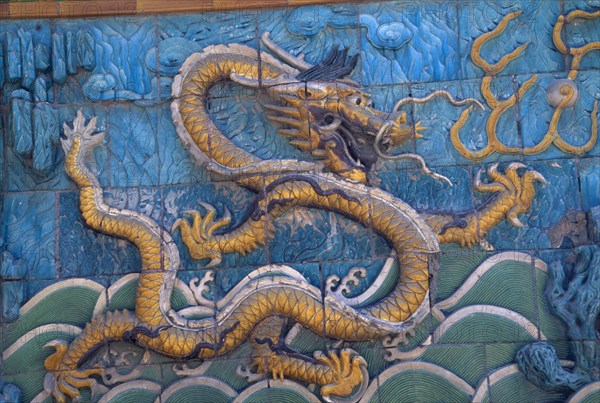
45;35;545;402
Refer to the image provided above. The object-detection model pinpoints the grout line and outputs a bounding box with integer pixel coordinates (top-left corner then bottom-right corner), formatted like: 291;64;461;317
54;190;61;277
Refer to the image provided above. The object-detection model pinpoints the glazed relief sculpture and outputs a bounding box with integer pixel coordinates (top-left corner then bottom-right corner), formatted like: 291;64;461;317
451;9;599;159
45;29;546;401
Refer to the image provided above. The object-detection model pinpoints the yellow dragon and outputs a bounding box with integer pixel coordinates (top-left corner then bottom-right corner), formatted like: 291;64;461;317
45;33;545;402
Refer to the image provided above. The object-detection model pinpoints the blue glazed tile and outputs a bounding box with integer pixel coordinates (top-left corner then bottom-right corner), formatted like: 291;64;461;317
158;9;257;55
213;267;257;299
4;31;23;86
162;182;265;269
0;107;6;190
364;83;412;113
155;9;257;86
579;157;600;210
54;17;158;103
103;186;164;223
447;76;523;164
55;70;91;105
6;146;70;193
7;104;108;192
564;0;600;71
0;20;52;54
518;71;600;161
359;0;460;85
410;80;485;167
0;83;23;105
564;0;600;12
108;104;160;187
206;89;307;162
486;220;548;251
259;4;360;82
1;281;24;323
10;98;33;158
2;192;55;280
458;0;563;79
526;159;582;228
58;189;165;278
290;263;322;290
157;102;209;186
0;40;4;88
377;164;474;214
269;207;374;265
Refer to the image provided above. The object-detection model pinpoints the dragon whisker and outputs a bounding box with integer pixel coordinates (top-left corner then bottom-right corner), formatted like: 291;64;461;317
267;115;303;129
317;117;343;132
264;104;301;119
393;90;486;111
374;121;453;186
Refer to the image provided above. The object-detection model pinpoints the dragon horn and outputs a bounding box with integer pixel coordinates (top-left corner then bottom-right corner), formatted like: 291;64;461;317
261;32;312;71
230;73;295;88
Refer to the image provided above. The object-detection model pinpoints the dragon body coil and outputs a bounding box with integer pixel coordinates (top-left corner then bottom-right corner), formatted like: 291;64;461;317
46;37;545;402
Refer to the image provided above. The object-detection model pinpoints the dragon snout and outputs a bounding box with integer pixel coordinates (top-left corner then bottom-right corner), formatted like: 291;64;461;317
367;112;413;148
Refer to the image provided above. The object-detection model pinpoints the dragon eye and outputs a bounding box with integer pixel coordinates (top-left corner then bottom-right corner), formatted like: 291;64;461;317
348;94;368;106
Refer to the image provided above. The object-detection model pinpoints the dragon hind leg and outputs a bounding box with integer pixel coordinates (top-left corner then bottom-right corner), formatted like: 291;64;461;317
250;316;368;402
44;310;140;402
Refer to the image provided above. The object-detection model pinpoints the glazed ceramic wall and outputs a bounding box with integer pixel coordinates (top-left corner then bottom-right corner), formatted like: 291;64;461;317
1;1;599;402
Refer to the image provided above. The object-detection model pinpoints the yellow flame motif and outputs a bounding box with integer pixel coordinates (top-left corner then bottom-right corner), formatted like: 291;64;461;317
451;10;599;160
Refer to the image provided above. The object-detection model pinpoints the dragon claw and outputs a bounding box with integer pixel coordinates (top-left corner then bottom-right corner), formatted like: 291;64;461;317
476;163;545;229
508;216;525;228
531;171;547;186
442;163;544;245
204;256;222;269
61;109;105;155
507;162;526;170
182;209;201;217
44;340;104;403
172;203;229;266
316;349;368;402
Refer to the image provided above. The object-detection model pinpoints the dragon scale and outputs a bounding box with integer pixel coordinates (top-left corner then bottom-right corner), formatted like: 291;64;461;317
172;43;440;324
46;38;545;402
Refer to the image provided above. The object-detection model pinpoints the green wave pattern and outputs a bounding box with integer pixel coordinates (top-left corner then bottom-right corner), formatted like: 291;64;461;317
1;250;573;402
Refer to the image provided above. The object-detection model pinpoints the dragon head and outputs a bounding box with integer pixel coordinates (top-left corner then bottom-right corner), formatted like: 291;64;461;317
232;43;420;184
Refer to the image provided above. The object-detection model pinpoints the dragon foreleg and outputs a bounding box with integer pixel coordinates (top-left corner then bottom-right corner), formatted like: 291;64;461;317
50;113;380;402
44;310;139;402
422;163;546;247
